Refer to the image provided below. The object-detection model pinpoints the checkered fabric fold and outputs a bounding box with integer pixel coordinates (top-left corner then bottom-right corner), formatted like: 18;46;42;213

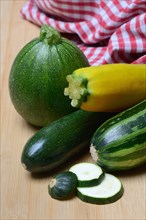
21;0;146;65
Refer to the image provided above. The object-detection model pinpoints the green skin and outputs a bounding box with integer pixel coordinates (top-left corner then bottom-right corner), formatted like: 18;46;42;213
90;100;146;171
21;109;114;173
48;171;78;200
77;172;105;187
9;25;89;127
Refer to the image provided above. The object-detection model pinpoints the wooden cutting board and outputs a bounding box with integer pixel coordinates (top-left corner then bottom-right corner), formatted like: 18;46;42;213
1;1;146;219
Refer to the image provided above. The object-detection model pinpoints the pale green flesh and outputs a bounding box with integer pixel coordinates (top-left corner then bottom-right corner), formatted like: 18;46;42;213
69;162;103;181
77;173;123;202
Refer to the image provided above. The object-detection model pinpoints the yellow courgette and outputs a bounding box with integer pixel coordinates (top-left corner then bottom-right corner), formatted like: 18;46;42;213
64;64;146;112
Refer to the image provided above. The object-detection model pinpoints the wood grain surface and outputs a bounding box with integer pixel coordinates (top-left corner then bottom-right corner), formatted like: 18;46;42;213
1;1;146;220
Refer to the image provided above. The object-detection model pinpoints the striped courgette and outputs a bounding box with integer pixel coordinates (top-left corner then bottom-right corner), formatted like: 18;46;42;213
90;100;146;171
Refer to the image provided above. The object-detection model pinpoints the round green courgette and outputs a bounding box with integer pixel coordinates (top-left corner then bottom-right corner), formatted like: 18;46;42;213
9;25;89;126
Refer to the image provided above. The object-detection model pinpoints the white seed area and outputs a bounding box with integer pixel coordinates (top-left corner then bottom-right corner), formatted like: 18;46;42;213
69;162;102;181
77;173;122;198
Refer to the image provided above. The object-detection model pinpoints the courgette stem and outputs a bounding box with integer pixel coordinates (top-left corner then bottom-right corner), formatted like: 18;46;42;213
40;24;61;45
90;144;98;162
49;179;56;188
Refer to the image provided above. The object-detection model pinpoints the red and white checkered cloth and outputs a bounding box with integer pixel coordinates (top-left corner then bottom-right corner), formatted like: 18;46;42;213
21;0;146;65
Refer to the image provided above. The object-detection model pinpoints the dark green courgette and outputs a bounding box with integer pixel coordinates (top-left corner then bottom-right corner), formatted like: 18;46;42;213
21;110;113;172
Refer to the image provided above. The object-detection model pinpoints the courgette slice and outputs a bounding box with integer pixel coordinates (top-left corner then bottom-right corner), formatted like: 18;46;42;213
69;162;104;187
77;173;124;204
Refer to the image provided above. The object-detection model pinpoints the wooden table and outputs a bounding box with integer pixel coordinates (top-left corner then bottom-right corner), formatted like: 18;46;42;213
1;1;146;219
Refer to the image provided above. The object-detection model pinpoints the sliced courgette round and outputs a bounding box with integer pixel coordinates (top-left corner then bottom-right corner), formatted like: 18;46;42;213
77;173;124;204
69;162;104;187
